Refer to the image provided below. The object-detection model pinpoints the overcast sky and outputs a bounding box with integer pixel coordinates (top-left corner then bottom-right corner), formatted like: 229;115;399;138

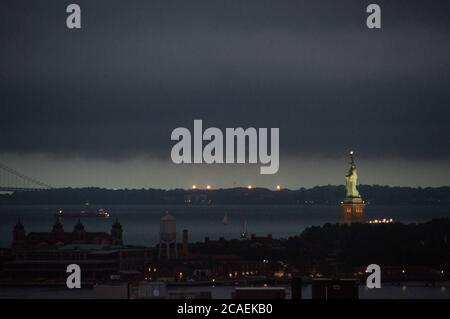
0;0;449;189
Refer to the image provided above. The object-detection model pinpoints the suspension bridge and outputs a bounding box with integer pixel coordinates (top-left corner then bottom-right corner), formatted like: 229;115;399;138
0;162;53;192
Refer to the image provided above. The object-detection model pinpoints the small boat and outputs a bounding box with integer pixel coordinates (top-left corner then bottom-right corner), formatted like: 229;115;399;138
240;219;248;239
55;208;110;218
223;213;228;225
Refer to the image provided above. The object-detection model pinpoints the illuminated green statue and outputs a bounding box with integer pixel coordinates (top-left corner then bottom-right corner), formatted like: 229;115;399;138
345;151;361;199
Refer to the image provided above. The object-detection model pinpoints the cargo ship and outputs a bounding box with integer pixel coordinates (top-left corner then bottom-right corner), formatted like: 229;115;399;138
55;208;110;218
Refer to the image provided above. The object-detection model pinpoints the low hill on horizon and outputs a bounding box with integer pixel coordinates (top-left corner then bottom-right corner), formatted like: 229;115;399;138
0;185;449;206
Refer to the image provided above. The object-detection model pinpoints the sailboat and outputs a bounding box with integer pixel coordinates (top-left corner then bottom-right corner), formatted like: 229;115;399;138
222;213;228;225
240;219;248;239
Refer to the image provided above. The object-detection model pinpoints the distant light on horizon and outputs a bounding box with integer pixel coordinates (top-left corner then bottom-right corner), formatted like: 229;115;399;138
206;185;211;190
192;185;197;189
276;185;281;190
247;185;252;190
368;218;394;224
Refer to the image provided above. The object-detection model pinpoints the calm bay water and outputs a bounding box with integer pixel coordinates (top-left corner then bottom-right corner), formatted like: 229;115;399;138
0;204;449;247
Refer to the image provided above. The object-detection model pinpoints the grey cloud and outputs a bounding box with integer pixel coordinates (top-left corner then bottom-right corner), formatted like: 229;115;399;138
0;0;449;162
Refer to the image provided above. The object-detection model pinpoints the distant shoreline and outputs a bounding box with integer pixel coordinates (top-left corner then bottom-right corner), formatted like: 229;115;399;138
1;203;450;207
1;185;449;206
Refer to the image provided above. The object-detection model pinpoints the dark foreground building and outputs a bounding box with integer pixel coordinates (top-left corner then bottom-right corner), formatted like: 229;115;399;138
12;218;123;248
2;219;152;285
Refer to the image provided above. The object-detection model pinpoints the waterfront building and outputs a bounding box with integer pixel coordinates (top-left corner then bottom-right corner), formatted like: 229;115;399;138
12;218;123;248
3;219;152;285
233;287;286;299
312;278;359;299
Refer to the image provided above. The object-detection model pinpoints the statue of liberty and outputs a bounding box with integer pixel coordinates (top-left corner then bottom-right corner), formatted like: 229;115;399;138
342;150;365;224
345;150;361;199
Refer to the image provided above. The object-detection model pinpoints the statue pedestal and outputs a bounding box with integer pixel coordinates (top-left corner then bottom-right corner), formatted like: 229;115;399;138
341;198;365;224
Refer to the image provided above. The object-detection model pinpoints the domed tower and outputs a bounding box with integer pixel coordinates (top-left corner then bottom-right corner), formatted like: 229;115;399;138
159;211;178;259
111;217;123;245
13;217;26;244
341;151;365;224
52;218;64;234
73;219;86;242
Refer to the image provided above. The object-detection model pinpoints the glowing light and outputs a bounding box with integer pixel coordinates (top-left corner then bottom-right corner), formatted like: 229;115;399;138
350;150;354;155
276;185;281;190
192;185;197;189
247;185;252;190
368;218;394;224
206;185;211;190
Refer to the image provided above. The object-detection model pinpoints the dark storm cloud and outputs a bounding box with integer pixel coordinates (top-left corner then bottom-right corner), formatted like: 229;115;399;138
0;0;449;161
